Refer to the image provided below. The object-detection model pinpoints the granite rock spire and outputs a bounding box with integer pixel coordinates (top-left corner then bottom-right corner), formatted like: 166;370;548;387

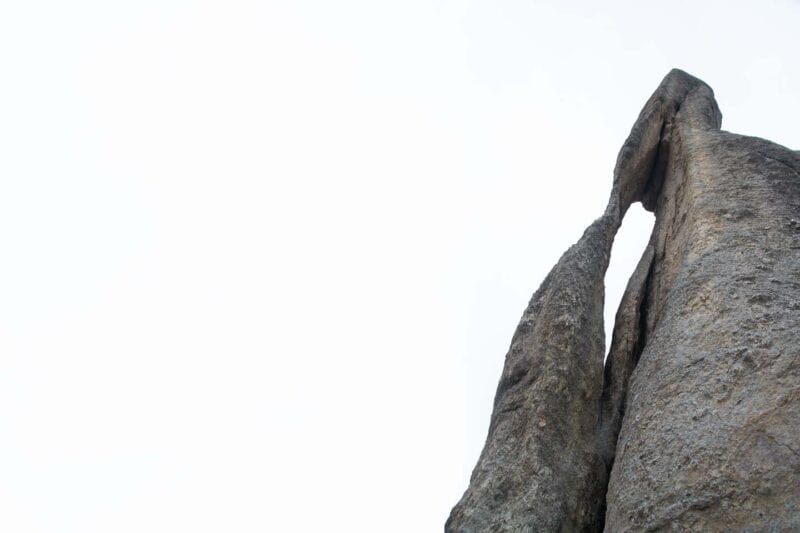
447;69;800;531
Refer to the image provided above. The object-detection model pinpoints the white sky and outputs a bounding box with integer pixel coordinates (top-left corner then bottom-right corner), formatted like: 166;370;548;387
1;1;799;531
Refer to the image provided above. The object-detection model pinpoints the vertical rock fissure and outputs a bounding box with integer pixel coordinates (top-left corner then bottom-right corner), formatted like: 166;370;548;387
633;260;653;372
597;241;656;529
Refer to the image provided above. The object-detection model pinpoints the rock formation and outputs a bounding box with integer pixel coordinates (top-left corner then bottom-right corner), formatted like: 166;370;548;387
447;69;800;531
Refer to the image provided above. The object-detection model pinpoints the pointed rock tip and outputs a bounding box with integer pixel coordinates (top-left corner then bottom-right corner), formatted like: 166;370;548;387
611;69;720;213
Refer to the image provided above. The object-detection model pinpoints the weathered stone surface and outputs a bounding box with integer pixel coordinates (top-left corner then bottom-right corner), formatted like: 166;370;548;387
448;69;800;531
446;213;616;532
604;86;800;532
447;70;717;532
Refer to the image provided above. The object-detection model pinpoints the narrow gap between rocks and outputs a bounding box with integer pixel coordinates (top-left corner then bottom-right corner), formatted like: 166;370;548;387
603;203;655;360
596;202;656;531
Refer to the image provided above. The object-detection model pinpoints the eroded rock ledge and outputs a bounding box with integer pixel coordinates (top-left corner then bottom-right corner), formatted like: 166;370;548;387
447;70;800;531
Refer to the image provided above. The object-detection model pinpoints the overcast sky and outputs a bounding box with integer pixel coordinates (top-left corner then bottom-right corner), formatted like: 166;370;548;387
2;1;799;532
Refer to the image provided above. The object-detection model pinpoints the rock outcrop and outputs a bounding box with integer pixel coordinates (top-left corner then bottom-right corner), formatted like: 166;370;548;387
447;69;800;531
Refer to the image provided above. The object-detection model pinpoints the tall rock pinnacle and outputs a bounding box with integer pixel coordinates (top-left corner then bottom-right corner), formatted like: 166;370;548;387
447;69;800;531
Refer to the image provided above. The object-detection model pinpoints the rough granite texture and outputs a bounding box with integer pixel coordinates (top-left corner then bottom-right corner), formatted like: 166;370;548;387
447;70;800;531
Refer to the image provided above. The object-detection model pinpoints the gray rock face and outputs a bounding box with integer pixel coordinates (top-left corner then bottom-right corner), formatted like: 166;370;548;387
448;70;800;531
605;91;800;532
